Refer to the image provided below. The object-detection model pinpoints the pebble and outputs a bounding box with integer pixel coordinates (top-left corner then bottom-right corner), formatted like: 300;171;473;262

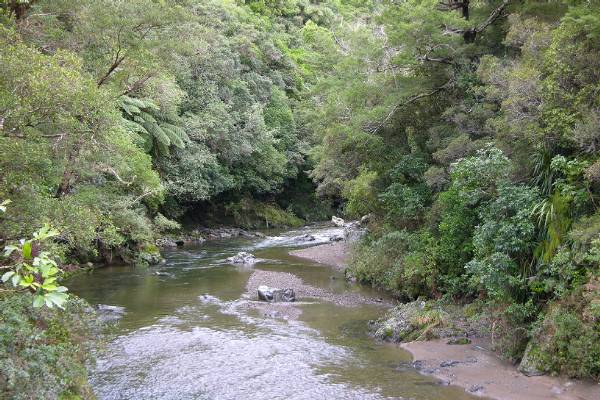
440;360;460;367
468;384;484;393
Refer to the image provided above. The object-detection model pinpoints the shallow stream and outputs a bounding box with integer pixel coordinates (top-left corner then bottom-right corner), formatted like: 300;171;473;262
67;226;477;400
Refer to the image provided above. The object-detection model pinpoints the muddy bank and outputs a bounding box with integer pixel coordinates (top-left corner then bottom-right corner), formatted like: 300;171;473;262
402;338;600;400
289;241;349;270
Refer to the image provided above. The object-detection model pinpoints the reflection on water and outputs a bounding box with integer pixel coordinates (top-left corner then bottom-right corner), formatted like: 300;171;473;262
67;227;476;400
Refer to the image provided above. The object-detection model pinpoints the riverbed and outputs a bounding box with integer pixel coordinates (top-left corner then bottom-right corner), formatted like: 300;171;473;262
67;226;478;400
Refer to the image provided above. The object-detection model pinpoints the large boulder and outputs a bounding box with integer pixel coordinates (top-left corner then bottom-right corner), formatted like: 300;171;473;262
257;285;296;302
331;216;345;227
226;251;258;265
360;214;372;225
518;341;546;377
156;238;177;247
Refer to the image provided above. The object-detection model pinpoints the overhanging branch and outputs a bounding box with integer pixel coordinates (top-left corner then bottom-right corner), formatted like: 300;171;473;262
363;80;453;134
444;0;510;42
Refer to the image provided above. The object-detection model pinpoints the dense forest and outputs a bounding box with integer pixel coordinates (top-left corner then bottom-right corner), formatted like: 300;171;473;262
1;0;599;398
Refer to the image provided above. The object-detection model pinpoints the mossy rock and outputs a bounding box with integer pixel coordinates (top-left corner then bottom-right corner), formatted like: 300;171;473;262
518;341;546;376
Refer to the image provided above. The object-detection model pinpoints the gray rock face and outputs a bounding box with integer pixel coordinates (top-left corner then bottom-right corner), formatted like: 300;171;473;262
329;234;344;242
257;285;296;302
226;252;258;265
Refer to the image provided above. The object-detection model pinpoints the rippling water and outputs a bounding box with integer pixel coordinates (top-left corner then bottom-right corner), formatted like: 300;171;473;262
67;226;477;400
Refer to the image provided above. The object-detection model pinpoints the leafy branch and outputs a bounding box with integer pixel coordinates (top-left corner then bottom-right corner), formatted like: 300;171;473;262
0;202;69;309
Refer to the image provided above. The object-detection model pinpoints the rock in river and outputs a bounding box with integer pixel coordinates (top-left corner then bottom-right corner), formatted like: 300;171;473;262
331;216;345;227
257;285;296;302
329;234;344;242
156;237;178;247
96;304;126;323
226;251;259;265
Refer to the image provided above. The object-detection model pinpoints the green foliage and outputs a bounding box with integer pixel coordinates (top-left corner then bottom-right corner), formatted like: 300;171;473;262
0;25;163;261
225;197;304;229
315;0;600;378
466;184;540;300
350;230;439;299
343;168;378;218
526;279;600;381
449;146;511;206
2;0;600;382
153;213;181;233
2;225;69;309
379;155;431;225
0;292;96;400
436;187;476;281
120;95;188;157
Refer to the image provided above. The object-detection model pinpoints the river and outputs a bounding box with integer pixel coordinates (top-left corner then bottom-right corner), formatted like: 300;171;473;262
67;225;477;400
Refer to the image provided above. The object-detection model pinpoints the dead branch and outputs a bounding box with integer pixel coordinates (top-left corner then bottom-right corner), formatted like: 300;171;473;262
98;166;135;186
97;27;126;87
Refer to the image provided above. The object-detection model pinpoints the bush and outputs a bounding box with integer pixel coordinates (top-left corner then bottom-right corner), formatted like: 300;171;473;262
525;278;600;381
154;212;181;233
0;292;96;399
342;168;379;218
349;230;439;299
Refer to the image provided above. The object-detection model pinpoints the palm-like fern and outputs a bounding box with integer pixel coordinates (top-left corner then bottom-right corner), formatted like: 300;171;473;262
120;95;188;157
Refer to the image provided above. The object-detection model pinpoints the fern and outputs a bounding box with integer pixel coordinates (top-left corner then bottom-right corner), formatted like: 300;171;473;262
119;95;188;157
162;123;187;149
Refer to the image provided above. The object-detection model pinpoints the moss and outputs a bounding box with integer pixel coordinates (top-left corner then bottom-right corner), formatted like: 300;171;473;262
225;198;304;229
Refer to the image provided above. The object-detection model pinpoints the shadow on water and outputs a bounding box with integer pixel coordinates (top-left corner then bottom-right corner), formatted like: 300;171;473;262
67;226;479;400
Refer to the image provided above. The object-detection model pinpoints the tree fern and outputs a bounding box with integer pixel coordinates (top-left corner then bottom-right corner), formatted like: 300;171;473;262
119;95;188;157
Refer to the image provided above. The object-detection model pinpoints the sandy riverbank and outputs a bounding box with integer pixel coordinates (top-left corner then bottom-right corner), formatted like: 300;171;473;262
403;338;600;400
289;241;600;400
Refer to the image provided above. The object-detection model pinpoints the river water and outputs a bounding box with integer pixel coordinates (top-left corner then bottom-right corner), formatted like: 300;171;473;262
67;226;476;400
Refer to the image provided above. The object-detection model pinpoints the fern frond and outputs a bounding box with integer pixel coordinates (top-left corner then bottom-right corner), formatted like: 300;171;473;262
161;123;188;149
143;121;171;147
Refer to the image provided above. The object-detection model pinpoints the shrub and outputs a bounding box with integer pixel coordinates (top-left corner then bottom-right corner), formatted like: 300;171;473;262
525;278;600;381
0;292;96;399
154;212;181;233
349;230;439;299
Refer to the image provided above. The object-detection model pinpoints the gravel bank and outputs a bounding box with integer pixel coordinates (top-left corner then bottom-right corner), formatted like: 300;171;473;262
289;241;349;271
245;269;387;307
